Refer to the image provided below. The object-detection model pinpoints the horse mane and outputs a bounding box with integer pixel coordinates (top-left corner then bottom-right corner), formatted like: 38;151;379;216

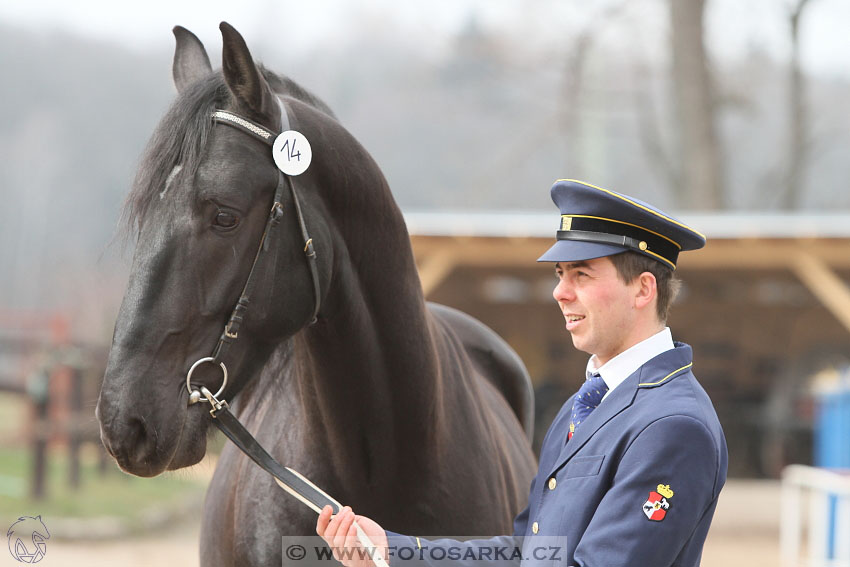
122;67;335;236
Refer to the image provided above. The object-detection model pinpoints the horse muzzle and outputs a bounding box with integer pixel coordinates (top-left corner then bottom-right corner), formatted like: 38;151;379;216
96;371;207;477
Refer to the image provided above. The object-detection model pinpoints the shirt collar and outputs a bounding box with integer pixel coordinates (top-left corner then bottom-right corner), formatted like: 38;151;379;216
586;327;675;400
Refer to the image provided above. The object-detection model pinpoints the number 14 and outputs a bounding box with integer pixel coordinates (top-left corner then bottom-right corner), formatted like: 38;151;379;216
279;138;301;162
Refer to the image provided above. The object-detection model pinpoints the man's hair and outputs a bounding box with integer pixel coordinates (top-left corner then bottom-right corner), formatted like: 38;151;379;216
608;251;681;322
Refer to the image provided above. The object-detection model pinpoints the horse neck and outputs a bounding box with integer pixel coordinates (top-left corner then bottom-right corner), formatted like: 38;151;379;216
296;208;443;482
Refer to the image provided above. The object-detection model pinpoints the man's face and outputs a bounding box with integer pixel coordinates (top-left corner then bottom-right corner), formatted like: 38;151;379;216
553;256;641;365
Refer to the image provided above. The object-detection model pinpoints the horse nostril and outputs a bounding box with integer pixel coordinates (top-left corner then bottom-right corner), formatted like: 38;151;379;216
124;416;150;450
100;413;151;462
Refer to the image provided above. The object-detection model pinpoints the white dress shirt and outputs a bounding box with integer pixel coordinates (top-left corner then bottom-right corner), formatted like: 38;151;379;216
586;327;675;403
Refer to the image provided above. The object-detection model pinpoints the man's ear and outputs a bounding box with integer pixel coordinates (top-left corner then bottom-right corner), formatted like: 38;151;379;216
634;271;658;312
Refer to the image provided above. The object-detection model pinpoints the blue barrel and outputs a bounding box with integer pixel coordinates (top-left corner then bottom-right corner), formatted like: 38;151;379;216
813;369;850;560
814;379;850;468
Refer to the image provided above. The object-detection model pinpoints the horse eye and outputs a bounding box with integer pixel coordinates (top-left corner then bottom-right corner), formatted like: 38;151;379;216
214;211;239;229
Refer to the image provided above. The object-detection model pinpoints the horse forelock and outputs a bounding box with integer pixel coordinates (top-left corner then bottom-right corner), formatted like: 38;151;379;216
122;73;227;237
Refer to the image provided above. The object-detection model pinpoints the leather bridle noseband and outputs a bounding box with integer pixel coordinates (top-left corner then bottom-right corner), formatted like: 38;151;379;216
179;100;352;523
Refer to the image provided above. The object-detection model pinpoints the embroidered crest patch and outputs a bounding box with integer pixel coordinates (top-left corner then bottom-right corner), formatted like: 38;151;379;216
642;484;673;521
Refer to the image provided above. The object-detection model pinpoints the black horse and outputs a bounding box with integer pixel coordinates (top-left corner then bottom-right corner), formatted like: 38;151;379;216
96;22;536;567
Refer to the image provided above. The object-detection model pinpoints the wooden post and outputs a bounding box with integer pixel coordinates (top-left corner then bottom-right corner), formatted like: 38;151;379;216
28;367;50;501
98;443;110;476
68;364;83;490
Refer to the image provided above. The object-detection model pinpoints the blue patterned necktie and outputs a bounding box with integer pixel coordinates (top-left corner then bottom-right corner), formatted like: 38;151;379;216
568;373;609;441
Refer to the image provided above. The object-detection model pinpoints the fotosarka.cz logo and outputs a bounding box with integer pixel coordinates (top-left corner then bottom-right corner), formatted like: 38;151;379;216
281;535;569;566
7;515;50;564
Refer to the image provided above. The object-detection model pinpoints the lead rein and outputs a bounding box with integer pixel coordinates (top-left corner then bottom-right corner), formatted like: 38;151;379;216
202;387;389;567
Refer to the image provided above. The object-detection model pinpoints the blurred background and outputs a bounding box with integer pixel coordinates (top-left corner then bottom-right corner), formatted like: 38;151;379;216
1;0;849;565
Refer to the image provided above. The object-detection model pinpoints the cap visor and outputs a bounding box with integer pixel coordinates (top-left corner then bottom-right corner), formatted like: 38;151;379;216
537;240;628;263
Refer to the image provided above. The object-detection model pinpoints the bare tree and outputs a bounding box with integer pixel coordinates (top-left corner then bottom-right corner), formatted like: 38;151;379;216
557;0;630;178
778;0;815;209
669;0;724;209
633;58;683;204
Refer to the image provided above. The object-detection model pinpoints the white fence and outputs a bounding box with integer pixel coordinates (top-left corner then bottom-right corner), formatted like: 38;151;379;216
781;465;850;567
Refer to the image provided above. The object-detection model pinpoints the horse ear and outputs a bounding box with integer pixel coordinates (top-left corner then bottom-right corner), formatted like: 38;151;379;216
220;21;275;119
172;26;212;93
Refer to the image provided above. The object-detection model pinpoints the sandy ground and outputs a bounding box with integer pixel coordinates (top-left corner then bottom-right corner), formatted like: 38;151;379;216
28;480;781;567
701;480;781;567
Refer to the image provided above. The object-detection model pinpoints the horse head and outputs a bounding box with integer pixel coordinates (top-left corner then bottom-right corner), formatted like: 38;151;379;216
96;23;358;476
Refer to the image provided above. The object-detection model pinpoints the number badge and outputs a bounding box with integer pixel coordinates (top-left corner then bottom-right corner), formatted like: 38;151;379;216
272;130;312;176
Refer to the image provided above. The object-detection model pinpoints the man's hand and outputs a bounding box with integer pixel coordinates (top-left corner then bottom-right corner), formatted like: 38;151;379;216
316;505;389;567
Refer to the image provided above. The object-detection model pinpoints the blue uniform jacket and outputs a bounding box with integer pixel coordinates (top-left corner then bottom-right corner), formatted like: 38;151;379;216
387;343;728;567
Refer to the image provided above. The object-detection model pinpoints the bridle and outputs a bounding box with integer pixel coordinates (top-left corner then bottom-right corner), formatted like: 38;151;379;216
185;100;321;405
181;100;345;519
185;99;322;402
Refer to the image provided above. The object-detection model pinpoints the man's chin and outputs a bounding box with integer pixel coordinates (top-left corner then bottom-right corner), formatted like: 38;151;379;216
568;331;584;350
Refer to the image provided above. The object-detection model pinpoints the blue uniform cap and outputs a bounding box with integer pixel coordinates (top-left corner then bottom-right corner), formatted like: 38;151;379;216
537;179;706;269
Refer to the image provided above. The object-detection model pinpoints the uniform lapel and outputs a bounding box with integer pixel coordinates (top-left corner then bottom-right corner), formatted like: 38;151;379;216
547;371;639;478
545;343;694;478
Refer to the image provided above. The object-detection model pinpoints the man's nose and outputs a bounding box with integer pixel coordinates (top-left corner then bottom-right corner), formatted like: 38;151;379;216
553;278;575;303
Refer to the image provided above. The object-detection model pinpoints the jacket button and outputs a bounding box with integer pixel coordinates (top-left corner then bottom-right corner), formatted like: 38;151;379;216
532;521;539;534
548;478;557;490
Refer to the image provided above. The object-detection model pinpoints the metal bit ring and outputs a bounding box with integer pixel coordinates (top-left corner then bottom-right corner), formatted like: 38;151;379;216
186;357;228;404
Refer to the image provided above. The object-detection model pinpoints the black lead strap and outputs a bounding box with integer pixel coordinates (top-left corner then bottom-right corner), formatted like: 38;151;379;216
203;391;341;514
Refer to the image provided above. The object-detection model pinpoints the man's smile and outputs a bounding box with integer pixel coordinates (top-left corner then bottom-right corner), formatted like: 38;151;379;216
564;312;586;330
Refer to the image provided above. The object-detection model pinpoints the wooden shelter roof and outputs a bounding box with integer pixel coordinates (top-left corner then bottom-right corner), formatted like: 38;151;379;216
405;211;850;332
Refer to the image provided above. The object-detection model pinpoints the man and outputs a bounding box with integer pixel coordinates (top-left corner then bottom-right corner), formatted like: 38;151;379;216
318;179;728;567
